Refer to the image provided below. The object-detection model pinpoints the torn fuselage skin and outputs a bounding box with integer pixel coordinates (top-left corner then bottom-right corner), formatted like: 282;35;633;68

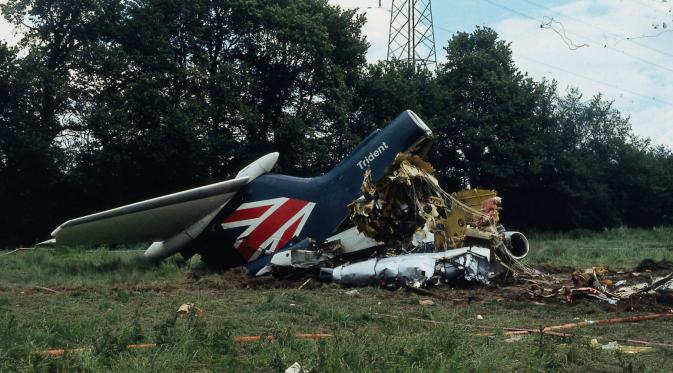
329;247;496;288
257;151;531;290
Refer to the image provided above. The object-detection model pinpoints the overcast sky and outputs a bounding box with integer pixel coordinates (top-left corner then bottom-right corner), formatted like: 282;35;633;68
2;1;671;147
329;0;673;148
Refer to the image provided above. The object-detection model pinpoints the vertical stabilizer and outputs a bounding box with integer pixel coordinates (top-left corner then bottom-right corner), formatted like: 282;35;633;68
325;110;433;189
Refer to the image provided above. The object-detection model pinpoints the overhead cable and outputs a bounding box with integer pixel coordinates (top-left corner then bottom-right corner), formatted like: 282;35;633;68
521;0;673;59
480;0;673;74
432;24;673;107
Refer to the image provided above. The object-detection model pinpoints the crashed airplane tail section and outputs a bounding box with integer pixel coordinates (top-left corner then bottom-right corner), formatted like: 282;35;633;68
196;110;435;267
48;107;534;290
48;110;435;268
262;146;534;289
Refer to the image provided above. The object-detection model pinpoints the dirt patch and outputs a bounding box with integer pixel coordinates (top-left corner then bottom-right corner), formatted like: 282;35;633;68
185;261;673;315
16;260;670;315
635;259;673;272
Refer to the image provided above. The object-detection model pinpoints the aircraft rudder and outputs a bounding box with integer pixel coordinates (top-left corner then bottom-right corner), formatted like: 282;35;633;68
330;110;432;181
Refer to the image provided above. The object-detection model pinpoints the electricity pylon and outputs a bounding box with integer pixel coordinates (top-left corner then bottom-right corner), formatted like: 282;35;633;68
386;0;437;69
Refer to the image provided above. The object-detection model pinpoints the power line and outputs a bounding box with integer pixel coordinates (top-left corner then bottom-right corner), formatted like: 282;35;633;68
434;24;462;36
540;16;588;50
514;53;673;107
480;0;673;74
432;24;673;108
521;0;673;59
625;29;673;41
483;0;535;21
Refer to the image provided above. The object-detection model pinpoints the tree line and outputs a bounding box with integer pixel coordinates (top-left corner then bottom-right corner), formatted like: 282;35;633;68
1;0;671;247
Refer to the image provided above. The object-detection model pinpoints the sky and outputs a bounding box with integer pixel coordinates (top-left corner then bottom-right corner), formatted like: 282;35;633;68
1;1;672;147
328;0;673;148
0;2;20;46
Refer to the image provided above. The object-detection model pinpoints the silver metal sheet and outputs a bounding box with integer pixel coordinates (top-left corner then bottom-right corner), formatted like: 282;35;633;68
52;177;248;244
331;247;495;287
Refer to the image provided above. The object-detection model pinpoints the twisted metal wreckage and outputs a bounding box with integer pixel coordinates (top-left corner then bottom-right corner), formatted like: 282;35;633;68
259;153;535;288
528;265;673;306
251;147;673;303
262;155;673;303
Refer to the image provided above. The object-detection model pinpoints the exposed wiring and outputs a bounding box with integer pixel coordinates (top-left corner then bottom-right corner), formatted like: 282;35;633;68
514;53;673;107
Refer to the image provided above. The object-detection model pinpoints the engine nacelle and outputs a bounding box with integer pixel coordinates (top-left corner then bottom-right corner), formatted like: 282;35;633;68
503;231;529;259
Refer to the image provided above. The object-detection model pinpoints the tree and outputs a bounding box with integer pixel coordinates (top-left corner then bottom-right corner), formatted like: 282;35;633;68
432;27;550;211
230;0;368;174
1;9;673;247
0;42;67;245
356;60;441;136
0;0;370;245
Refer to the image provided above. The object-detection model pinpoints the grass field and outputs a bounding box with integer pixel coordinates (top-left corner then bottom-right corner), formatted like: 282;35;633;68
2;227;673;372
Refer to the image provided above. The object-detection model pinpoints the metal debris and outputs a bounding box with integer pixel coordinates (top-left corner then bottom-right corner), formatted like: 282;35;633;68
344;289;361;297
590;339;654;354
328;247;496;288
262;151;533;291
529;266;673;306
504;335;525;343
285;362;303;373
177;303;203;317
348;154;521;255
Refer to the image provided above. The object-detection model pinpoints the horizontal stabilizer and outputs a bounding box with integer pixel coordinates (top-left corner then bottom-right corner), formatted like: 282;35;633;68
52;177;249;245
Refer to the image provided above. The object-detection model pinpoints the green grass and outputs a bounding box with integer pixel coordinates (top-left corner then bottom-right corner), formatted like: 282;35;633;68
1;228;673;371
526;226;673;269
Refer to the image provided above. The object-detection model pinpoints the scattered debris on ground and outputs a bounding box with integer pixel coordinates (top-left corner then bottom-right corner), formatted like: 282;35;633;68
176;303;204;317
344;289;360;297
285;362;303;373
527;265;673;308
590;339;654;354
232;334;332;343
373;311;673;352
418;299;435;306
41;343;157;357
34;285;58;294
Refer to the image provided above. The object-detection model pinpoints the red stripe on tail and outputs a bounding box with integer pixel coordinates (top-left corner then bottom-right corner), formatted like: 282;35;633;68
223;205;271;223
237;199;309;259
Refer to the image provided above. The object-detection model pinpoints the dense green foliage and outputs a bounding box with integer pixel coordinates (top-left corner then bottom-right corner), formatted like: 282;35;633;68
1;0;672;246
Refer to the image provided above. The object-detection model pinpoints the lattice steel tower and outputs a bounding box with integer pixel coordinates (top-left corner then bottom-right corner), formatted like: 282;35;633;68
387;0;437;69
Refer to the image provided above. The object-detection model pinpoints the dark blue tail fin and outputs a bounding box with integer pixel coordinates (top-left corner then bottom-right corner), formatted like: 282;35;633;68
324;110;433;189
202;110;435;262
291;110;435;238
